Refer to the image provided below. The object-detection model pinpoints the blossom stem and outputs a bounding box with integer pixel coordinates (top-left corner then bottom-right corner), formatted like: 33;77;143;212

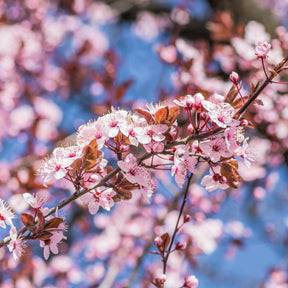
162;172;193;276
261;58;269;80
236;55;288;118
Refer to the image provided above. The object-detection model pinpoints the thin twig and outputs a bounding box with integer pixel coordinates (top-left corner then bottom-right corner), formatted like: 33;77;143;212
162;172;194;275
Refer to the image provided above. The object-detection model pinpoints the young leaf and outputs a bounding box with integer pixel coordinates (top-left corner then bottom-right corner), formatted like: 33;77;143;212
115;79;133;100
36;210;45;233
221;161;242;189
134;108;152;123
44;217;64;230
161;232;171;251
35;231;53;241
155;107;169;124
82;139;98;171
21;213;36;233
168;107;179;124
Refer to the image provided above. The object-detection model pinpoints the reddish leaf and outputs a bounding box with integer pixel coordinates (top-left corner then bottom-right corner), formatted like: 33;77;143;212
35;231;53;241
168;107;179;124
21;213;36;233
82;139;98;171
36;210;45;233
155;107;169;124
221;161;242;189
161;232;171;251
44;217;64;230
225;84;239;104
134;108;152;123
115;79;133;100
231;96;249;110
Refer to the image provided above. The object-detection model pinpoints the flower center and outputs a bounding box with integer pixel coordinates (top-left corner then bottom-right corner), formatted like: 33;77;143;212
212;144;220;152
110;121;118;128
0;214;6;221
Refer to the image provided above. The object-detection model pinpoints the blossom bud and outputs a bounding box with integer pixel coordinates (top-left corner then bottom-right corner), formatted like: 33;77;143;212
212;173;221;182
219;175;227;184
240;119;249;127
185;95;194;111
155;274;166;287
183;275;199;288
255;41;271;59
184;214;191;223
229;71;239;84
199;112;207;120
154;236;163;248
175;241;187;250
120;145;130;152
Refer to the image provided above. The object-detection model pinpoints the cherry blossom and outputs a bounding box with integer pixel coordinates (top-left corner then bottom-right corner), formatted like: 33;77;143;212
199;137;233;162
202;100;240;128
255;41;271;59
171;146;198;188
229;71;240;84
80;188;116;215
183;275;199;288
23;191;50;215
0;199;16;229
77;120;108;149
118;153;151;187
40;232;64;260
37;146;83;184
134;124;168;145
7;227;25;261
201;167;229;192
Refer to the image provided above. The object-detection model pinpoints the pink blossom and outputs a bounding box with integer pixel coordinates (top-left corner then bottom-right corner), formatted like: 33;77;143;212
77;120;108;149
0;199;16;228
224;127;244;152
202;100;240;128
201;167;229;192
199;137;233;162
118;153;150;186
229;71;239;84
239;138;255;167
40;232;63;260
183;275;199;288
101;108;129;138
23;191;49;215
37;146;83;184
7;227;25;261
184;219;223;254
80;188;116;215
255;41;271;58
174;93;204;111
134;124;167;144
171;146;198;187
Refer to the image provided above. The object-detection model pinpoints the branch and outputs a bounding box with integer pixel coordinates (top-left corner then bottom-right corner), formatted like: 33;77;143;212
162;172;194;276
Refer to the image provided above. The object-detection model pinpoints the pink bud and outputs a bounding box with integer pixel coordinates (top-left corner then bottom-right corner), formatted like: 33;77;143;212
184;214;191;223
199;112;207;120
154;236;163;248
155;274;166;286
219;175;227;184
175;241;187;250
229;71;239;84
183;275;199;288
240;119;249;127
255;41;271;59
212;173;221;182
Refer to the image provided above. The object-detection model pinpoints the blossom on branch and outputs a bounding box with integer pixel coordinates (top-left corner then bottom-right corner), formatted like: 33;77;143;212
255;41;271;59
202;100;240;128
0;199;16;229
7;227;25;261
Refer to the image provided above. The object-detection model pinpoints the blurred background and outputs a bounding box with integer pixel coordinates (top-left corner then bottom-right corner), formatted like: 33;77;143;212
0;0;288;287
